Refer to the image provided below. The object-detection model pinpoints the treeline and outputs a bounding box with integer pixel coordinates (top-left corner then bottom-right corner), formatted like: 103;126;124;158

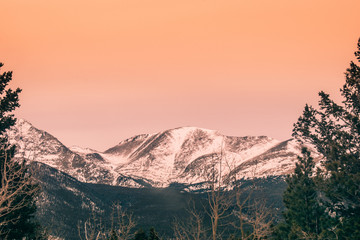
1;38;360;239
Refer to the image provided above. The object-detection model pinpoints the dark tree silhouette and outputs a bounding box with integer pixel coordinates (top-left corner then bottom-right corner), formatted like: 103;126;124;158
274;148;332;239
0;62;43;239
293;38;360;239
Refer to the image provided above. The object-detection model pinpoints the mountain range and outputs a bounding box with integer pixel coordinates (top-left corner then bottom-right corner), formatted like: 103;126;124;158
5;119;319;239
7;119;318;188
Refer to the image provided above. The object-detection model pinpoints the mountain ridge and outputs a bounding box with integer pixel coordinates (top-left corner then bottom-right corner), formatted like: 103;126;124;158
7;119;318;188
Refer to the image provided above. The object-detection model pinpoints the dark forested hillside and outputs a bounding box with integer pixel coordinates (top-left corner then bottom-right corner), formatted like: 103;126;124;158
31;162;287;239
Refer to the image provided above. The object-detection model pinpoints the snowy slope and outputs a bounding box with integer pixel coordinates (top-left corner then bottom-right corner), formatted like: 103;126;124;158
7;119;115;185
6;119;320;188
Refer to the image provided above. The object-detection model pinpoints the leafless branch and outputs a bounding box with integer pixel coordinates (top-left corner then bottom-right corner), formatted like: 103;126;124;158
173;199;206;240
0;147;40;235
78;210;105;240
110;203;137;240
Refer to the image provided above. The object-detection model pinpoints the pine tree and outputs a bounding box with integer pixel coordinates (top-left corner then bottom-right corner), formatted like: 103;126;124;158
148;227;160;240
293;38;360;239
134;228;148;240
274;148;330;239
0;62;43;239
0;63;21;133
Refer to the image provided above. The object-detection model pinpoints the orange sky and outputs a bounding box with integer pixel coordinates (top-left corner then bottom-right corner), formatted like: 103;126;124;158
1;0;360;151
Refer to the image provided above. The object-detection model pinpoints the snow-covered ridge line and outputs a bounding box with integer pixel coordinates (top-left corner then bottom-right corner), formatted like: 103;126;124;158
116;133;150;145
6;119;320;188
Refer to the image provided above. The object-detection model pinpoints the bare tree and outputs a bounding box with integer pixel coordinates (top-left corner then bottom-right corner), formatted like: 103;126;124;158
177;140;235;240
78;210;106;240
230;180;253;239
78;203;137;240
173;199;206;240
109;203;137;240
173;138;274;240
0;146;40;236
231;197;274;240
229;167;274;239
202;148;234;240
249;199;274;239
205;140;274;240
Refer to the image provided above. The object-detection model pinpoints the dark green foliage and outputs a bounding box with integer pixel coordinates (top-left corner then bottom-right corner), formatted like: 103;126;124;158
0;62;43;239
30;167;287;240
0;63;21;135
133;227;160;240
134;228;147;240
274;148;331;239
148;227;160;240
292;38;360;239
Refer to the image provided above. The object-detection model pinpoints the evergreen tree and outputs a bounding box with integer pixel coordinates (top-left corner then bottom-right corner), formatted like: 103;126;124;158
0;62;43;239
293;38;360;239
274;148;330;239
0;63;21;133
134;228;147;240
148;227;160;240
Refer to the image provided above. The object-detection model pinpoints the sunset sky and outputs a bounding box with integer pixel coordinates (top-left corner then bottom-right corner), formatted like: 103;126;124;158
1;0;360;151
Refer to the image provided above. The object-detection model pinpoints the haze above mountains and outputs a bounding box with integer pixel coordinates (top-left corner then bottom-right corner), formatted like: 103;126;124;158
6;119;318;188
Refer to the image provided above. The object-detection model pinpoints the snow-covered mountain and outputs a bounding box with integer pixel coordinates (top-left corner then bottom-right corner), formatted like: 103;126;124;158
7;119;114;185
7;119;318;188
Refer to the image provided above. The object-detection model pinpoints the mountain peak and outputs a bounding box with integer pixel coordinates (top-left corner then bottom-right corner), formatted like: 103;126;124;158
166;126;219;134
13;118;33;131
